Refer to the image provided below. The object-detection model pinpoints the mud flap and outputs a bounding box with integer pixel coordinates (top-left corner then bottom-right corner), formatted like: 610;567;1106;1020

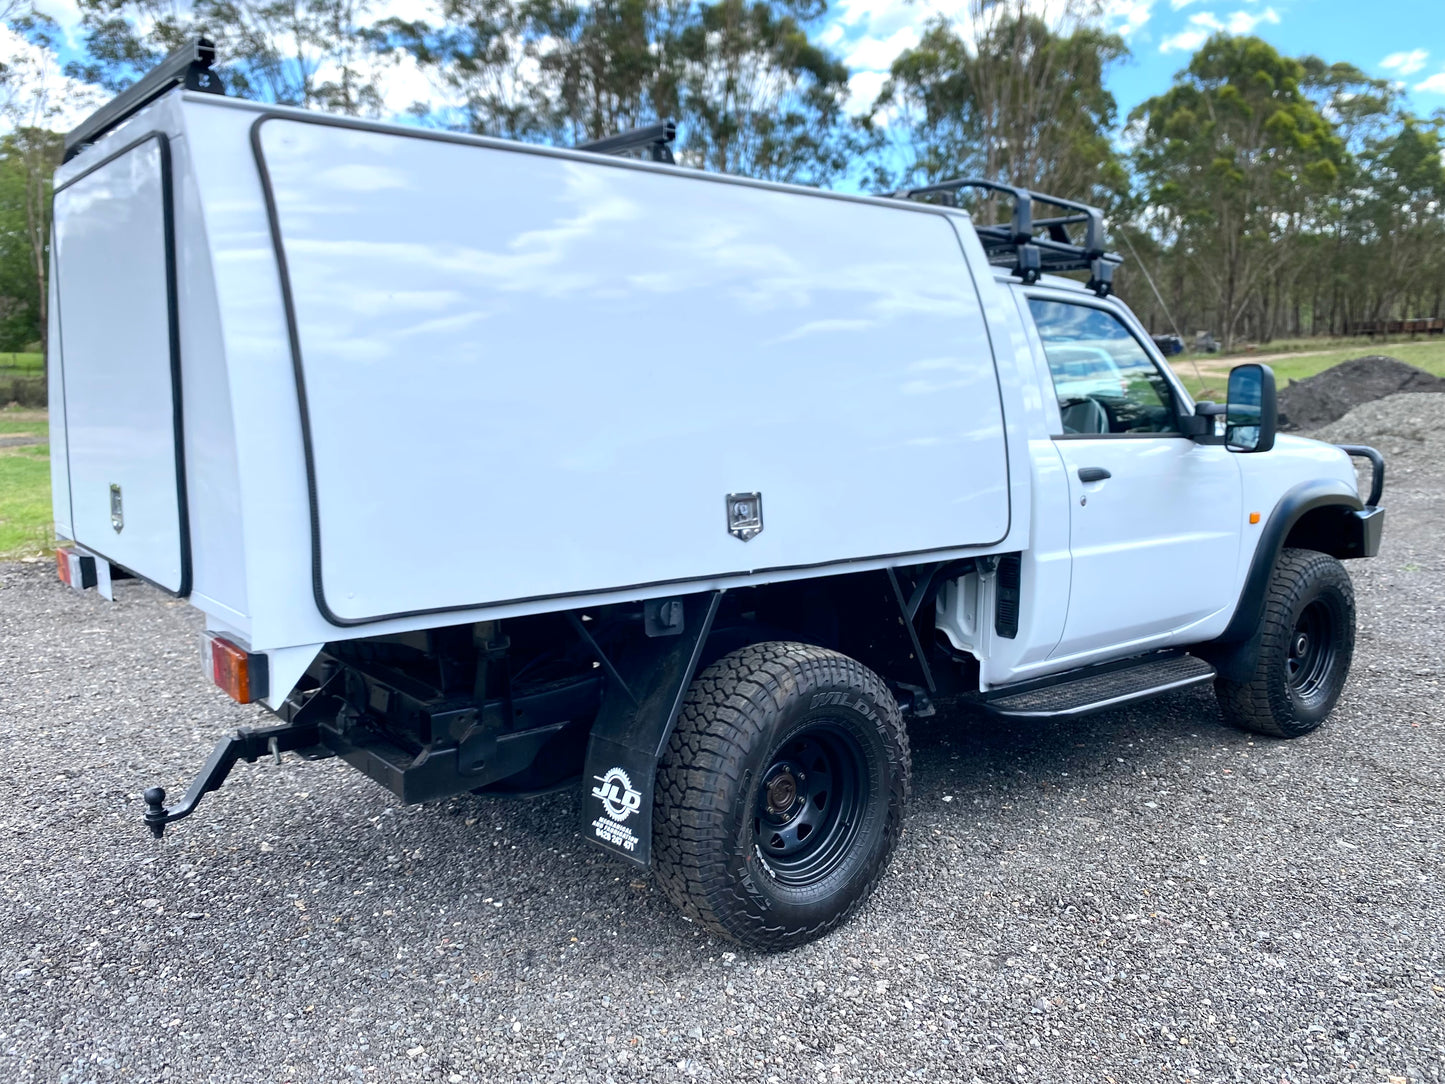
579;591;721;867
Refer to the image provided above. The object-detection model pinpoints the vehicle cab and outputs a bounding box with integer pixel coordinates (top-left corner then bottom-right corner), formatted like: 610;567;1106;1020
895;179;1381;720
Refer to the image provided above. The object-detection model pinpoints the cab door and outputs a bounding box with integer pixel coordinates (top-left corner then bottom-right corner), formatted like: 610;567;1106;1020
1025;294;1241;663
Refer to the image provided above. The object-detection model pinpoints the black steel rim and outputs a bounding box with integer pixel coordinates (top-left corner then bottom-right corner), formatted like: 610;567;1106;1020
752;724;866;888
1286;599;1338;705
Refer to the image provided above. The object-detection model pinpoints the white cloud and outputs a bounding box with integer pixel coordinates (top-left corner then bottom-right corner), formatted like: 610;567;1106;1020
1160;28;1210;53
846;25;923;72
1415;71;1445;94
1381;49;1429;76
830;0;973;38
1105;0;1155;37
1160;6;1279;51
847;69;890;114
34;0;85;49
1225;6;1280;33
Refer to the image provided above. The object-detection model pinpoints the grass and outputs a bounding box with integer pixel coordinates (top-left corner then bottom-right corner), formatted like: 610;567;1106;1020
0;352;43;374
1220;334;1436;357
1171;338;1445;400
0;407;52;559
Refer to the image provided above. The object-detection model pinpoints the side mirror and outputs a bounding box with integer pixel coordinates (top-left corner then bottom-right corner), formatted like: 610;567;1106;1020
1225;363;1277;453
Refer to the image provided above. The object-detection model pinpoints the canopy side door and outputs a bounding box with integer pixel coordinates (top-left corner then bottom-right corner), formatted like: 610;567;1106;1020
52;133;189;593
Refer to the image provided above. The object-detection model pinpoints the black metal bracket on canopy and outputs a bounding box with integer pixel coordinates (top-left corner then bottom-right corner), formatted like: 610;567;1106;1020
64;37;225;163
889;177;1122;297
578;120;677;164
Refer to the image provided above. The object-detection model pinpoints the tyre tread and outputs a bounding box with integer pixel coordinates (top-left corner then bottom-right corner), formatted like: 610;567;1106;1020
1215;547;1355;738
653;642;910;951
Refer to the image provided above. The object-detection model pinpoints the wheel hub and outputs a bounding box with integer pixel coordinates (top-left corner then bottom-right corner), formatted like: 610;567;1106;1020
752;727;866;887
765;770;799;814
1285;598;1339;703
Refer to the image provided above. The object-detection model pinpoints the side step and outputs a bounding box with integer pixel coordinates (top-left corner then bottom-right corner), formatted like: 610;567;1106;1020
985;652;1215;719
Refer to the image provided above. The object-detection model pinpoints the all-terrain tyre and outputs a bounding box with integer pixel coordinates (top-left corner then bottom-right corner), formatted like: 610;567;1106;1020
653;642;910;951
1215;548;1355;738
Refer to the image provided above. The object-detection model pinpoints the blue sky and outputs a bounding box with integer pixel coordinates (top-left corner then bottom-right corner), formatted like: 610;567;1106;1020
12;0;1445;131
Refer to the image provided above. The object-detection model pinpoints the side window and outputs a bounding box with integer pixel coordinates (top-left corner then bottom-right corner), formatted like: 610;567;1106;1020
1027;298;1180;436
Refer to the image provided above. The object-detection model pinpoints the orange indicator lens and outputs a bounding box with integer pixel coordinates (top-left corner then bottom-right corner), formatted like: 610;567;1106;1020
202;632;263;703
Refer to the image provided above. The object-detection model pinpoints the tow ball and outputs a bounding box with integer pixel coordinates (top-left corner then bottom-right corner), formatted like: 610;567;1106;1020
143;721;325;838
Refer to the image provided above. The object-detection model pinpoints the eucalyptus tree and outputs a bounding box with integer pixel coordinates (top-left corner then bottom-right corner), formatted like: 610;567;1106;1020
1130;35;1343;347
0;13;85;359
377;0;553;138
69;0;389;114
668;0;852;184
868;0;1128;206
1353;119;1445;325
388;0;853;184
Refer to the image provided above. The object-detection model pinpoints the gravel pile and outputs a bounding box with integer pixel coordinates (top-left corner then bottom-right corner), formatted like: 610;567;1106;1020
2;397;1443;1082
1277;355;1445;430
1311;391;1445;457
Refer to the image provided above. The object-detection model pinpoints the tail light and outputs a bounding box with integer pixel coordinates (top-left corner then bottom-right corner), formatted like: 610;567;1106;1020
56;547;97;590
201;632;269;704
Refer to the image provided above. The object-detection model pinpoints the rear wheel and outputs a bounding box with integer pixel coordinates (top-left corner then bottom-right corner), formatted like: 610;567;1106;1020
653;642;910;951
1215;548;1355;738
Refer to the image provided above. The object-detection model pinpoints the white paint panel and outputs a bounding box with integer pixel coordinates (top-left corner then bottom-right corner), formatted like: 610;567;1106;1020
53;137;184;591
1050;437;1241;660
258;119;1009;622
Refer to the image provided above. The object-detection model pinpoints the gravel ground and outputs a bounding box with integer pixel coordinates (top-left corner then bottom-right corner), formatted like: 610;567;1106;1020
2;395;1443;1083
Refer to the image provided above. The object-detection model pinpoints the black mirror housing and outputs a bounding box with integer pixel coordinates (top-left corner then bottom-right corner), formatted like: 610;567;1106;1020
1225;364;1277;453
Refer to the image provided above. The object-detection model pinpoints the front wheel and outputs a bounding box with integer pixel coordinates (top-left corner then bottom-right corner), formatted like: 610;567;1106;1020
653;642;910;951
1215;548;1356;738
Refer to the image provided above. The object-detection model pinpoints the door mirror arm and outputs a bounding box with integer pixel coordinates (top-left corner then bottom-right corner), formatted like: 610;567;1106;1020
1181;401;1226;443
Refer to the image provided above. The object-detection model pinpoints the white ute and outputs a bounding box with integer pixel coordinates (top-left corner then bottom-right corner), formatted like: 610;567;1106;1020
49;40;1385;949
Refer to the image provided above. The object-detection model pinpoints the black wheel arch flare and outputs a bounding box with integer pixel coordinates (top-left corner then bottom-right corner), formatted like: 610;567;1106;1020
1202;480;1376;682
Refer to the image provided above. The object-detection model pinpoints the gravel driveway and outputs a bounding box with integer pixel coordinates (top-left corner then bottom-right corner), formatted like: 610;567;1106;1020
3;396;1442;1083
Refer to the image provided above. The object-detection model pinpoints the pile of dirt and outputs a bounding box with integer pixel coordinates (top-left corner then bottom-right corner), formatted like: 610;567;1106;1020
1309;393;1445;505
1310;391;1445;461
1276;355;1445;430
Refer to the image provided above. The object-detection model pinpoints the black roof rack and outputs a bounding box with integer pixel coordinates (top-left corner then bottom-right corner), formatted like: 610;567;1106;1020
577;120;677;164
64;37;224;163
890;178;1122;297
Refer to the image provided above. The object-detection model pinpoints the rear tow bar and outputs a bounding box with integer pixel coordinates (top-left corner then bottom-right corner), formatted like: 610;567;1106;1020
143;720;327;838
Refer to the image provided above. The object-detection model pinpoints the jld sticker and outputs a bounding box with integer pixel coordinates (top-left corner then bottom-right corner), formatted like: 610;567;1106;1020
590;767;642;852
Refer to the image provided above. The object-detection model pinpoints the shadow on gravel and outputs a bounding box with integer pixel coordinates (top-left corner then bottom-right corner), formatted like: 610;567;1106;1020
193;684;1241;967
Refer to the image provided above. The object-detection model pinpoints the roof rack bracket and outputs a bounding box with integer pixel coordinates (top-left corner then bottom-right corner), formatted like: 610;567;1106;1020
578;121;677;164
64;37;223;162
1015;244;1042;284
1087;258;1115;298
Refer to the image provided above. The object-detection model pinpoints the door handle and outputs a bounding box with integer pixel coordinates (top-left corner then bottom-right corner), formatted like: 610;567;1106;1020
1077;467;1112;483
